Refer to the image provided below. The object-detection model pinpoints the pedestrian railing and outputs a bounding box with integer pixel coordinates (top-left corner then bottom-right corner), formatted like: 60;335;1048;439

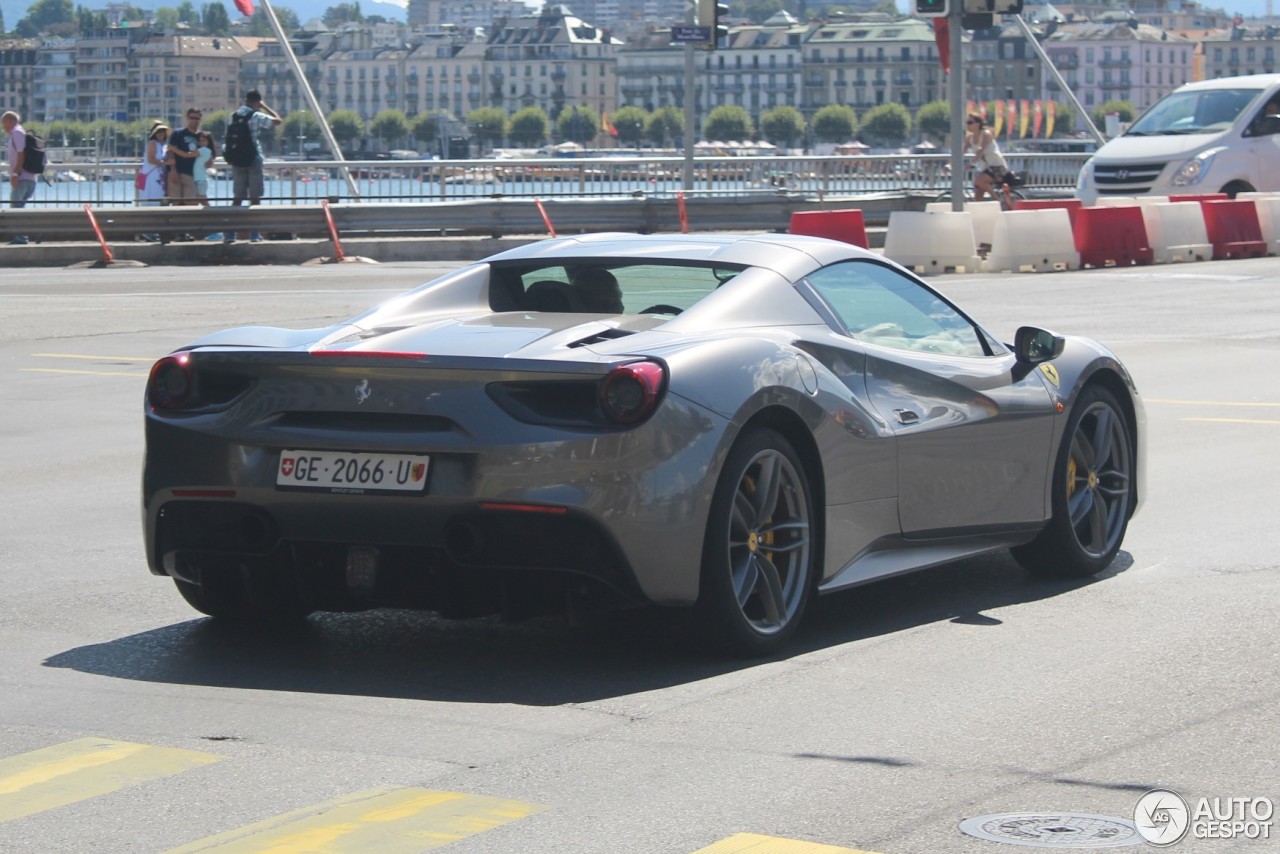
16;152;1090;208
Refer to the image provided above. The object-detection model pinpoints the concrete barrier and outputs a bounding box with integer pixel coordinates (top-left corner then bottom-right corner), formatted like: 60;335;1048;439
984;209;1079;273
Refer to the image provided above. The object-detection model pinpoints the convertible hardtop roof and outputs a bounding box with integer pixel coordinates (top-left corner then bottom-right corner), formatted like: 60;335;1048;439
484;232;875;281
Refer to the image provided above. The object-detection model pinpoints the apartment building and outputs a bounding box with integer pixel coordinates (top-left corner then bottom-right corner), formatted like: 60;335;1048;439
32;39;76;122
0;40;38;119
1040;19;1194;115
130;34;248;123
969;22;1040;106
75;25;148;123
1200;28;1280;78
801;15;947;113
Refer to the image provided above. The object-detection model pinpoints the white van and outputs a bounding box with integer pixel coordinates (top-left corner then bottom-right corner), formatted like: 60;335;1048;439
1075;73;1280;204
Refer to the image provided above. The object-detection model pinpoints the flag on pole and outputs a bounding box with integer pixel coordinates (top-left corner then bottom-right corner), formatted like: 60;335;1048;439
1006;100;1016;138
933;18;950;74
1045;101;1057;138
979;101;988;123
1033;100;1044;137
1020;100;1031;137
601;112;618;137
235;0;255;15
992;100;1004;137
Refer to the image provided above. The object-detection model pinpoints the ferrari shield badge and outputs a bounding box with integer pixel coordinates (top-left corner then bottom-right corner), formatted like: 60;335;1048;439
1039;363;1060;387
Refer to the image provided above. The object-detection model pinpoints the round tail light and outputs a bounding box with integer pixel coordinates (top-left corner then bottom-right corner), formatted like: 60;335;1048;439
599;360;665;425
148;353;194;411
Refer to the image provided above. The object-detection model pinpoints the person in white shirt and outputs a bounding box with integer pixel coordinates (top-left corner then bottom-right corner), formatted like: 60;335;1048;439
3;110;38;245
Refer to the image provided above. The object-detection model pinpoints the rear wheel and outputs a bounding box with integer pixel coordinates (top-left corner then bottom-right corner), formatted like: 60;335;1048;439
1012;385;1135;577
695;428;816;656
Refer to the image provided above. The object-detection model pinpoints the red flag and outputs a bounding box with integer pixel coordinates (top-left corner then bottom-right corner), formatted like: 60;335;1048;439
1033;100;1044;137
235;0;255;16
1006;100;1016;138
933;18;950;75
601;112;619;138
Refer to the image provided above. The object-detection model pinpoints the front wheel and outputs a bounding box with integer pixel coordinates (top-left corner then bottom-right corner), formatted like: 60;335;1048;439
1012;385;1135;577
695;428;816;656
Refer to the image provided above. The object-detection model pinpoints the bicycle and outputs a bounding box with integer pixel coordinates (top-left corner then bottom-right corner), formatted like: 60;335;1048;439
932;172;1026;211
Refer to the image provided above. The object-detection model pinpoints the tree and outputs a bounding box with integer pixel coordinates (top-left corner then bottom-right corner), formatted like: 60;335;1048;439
328;109;365;153
646;107;683;148
410;113;440;149
323;2;364;28
1050;101;1076;136
760;105;805;149
202;2;230;35
703;104;752;141
1091;99;1136;132
466;107;507;152
557;105;599;145
915;100;951;143
508;106;549;147
281;110;321;155
175;1;198;23
730;0;784;23
860;103;911;147
370;109;409;151
154;7;180;29
17;0;73;34
202;109;230;141
611;106;648;148
812;103;857;143
245;5;298;35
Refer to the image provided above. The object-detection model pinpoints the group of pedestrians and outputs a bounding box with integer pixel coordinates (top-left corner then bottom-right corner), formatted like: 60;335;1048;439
3;89;281;246
134;90;281;243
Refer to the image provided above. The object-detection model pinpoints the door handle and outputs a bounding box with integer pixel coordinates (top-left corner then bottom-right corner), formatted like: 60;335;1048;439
895;408;920;425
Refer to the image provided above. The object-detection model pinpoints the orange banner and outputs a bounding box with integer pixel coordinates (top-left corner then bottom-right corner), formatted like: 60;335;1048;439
1007;100;1017;138
993;100;1004;137
1020;100;1031;138
1033;100;1044;137
1046;101;1057;138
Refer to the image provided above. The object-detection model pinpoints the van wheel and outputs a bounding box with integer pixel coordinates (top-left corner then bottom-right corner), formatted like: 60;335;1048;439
1221;181;1255;199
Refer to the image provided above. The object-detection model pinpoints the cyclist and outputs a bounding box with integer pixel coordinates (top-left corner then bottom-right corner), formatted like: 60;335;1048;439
964;113;1013;208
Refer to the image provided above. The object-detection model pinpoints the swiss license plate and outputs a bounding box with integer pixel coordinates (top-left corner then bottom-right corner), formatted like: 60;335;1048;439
276;450;429;494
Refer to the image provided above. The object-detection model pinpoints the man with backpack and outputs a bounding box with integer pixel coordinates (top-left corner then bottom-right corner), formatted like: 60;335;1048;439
3;110;41;245
224;90;281;243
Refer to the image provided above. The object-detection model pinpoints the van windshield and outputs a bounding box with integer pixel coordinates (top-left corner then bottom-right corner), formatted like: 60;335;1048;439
1126;87;1264;135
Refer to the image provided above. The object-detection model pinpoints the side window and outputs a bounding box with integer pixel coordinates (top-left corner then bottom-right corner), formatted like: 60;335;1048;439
807;261;988;357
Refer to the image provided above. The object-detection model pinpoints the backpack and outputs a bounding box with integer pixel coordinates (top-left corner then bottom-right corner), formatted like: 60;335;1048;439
23;130;46;174
222;112;257;168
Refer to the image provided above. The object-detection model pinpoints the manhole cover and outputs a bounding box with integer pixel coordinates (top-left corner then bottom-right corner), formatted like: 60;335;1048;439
959;813;1142;848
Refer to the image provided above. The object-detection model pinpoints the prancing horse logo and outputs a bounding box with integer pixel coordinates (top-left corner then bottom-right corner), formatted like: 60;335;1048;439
354;379;371;404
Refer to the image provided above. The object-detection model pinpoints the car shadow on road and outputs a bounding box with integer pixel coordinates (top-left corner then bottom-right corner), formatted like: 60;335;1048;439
44;550;1131;706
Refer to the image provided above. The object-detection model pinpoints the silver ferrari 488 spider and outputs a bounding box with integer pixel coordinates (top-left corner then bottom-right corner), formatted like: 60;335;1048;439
143;232;1144;655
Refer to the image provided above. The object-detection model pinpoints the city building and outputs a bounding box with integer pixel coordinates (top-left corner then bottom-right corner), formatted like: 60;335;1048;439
1040;19;1194;116
32;39;76;123
1200;26;1280;78
130;34;248;123
75;25;148;123
0;39;39;119
801;15;947;114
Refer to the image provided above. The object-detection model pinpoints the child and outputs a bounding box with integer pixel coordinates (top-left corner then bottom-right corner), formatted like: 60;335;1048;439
193;131;217;202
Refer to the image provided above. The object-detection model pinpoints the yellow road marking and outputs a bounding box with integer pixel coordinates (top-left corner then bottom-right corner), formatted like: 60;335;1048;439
0;737;220;823
1183;417;1280;425
1146;398;1280;408
20;367;148;378
693;833;883;854
163;786;546;853
31;353;154;362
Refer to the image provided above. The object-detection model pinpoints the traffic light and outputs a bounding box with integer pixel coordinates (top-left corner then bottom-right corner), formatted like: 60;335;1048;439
915;0;949;17
697;0;729;48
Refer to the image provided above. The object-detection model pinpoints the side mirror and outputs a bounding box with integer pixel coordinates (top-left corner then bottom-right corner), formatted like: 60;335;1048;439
1014;326;1065;364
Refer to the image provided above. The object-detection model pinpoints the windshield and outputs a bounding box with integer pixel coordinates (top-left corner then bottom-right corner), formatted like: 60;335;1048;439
1127;87;1265;135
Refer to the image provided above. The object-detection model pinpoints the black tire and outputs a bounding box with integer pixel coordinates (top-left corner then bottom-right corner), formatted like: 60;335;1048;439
174;561;313;623
1012;385;1135;577
695;428;816;656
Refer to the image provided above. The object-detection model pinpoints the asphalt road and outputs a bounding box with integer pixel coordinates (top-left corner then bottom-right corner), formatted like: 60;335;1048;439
1;257;1277;854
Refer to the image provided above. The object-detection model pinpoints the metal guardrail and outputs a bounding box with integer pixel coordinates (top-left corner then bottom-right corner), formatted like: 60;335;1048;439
14;152;1091;208
0;194;914;244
